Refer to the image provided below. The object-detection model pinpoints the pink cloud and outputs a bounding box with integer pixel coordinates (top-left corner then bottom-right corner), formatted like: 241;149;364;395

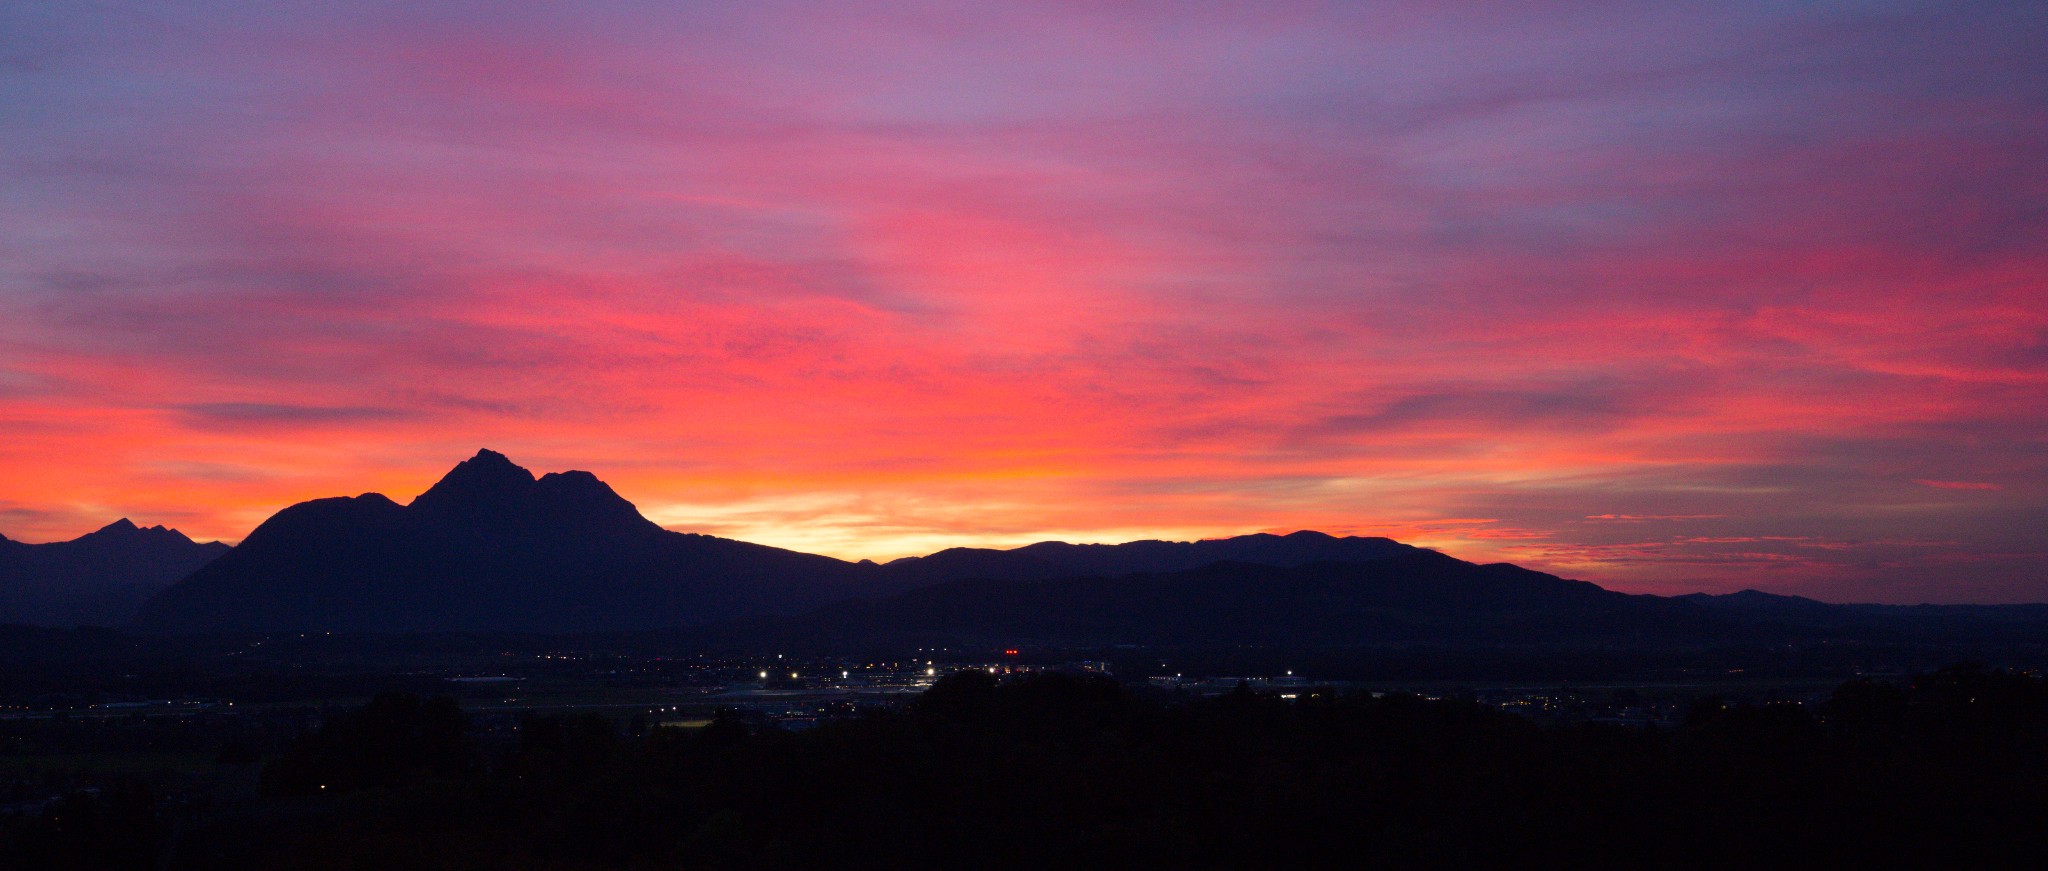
0;2;2041;602
1585;514;1729;522
1914;480;2004;491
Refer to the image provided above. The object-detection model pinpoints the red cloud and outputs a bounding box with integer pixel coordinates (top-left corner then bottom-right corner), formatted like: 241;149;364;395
0;2;2042;602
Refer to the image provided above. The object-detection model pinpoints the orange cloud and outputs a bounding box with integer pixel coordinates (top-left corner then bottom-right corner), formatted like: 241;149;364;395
0;2;2043;603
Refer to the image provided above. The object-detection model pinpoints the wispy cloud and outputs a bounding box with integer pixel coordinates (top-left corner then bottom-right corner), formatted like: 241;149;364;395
1585;514;1729;522
1914;479;2004;491
0;1;2042;600
174;403;419;429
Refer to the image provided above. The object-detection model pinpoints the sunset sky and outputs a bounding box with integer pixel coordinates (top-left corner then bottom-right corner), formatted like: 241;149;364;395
2;1;2043;602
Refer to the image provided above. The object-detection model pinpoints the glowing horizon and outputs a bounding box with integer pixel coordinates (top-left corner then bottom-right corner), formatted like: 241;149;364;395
2;2;2043;602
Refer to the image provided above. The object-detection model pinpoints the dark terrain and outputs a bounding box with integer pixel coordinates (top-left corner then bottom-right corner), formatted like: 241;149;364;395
3;451;2046;868
89;450;2048;661
0;522;228;628
7;668;2047;869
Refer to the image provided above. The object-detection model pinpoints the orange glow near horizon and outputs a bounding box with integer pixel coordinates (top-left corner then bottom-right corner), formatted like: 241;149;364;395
2;2;2044;603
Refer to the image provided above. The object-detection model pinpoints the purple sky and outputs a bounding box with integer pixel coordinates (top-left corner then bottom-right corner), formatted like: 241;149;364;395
1;1;2044;601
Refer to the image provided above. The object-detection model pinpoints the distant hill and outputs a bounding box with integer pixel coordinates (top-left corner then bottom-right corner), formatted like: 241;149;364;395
136;450;882;633
699;553;2048;653
874;531;1416;585
0;520;230;626
705;551;1708;649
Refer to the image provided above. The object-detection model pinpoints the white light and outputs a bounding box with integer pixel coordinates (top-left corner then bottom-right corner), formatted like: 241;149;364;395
759;670;768;679
926;667;936;676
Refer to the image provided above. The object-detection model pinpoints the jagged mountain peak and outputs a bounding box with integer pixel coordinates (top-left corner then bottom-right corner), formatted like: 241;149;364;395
135;450;872;632
399;452;653;535
0;517;230;627
408;448;538;512
76;518;193;544
536;469;614;495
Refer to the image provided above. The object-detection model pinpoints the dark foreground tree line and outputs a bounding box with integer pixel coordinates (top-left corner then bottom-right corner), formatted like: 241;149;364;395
6;665;2047;869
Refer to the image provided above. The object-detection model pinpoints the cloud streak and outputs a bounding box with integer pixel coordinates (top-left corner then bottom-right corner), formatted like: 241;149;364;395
0;1;2043;601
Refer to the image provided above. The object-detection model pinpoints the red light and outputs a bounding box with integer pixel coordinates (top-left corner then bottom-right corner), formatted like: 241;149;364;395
1003;649;1019;656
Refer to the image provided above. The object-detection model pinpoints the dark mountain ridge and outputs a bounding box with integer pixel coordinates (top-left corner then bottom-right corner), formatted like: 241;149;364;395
876;530;1417;584
696;551;1713;650
113;449;2048;645
0;519;230;626
688;553;2048;656
132;451;1454;634
136;450;878;633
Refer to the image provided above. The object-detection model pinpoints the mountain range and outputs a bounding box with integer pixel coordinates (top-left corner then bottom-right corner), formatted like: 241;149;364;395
6;450;2044;650
0;520;229;627
714;553;2048;655
132;450;1429;633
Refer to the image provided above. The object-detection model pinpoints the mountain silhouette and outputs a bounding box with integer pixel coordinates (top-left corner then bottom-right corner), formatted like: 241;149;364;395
874;530;1417;585
121;450;2048;639
133;451;1452;633
698;552;2048;653
0;520;230;626
136;450;880;633
703;550;1701;649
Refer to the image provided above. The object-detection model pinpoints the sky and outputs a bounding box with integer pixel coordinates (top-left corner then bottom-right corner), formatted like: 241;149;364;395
1;1;2044;602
